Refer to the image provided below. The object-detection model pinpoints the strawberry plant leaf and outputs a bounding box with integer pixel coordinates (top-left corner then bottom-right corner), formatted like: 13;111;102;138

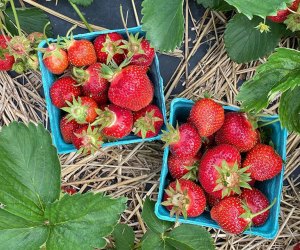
196;0;233;11
0;122;61;221
4;7;53;36
141;197;173;234
224;14;285;63
112;224;135;250
69;0;94;7
141;230;173;250
223;0;293;19
165;224;215;250
45;193;126;250
141;0;184;52
279;86;300;133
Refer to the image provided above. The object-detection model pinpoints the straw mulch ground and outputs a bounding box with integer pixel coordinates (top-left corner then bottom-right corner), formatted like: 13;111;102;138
0;3;299;249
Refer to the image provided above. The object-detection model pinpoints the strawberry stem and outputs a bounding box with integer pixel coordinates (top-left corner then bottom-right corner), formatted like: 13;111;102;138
68;1;93;32
119;5;130;39
251;198;276;218
9;0;21;36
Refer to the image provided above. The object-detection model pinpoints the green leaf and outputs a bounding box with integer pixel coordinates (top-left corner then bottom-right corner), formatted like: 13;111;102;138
45;192;126;250
141;0;184;52
141;230;174;250
279;86;300;133
196;0;233;11
4;7;53;36
112;224;135;250
69;0;94;7
0;209;48;250
224;14;285;63
223;0;293;19
0;122;61;221
166;225;214;250
141;197;173;234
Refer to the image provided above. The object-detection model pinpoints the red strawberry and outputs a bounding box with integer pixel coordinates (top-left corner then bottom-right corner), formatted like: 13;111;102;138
293;243;300;250
0;35;15;71
198;144;251;199
168;154;200;180
63;38;97;67
72;63;109;105
50;76;82;108
43;43;68;75
60;115;82;143
162;179;206;218
161;123;201;159
103;64;154;111
267;0;300;23
189;98;224;137
61;186;77;195
122;33;155;67
62;96;98;124
94;33;125;64
72;125;103;154
240;188;270;226
243;144;283;181
215;112;259;152
92;104;133;139
133;104;163;138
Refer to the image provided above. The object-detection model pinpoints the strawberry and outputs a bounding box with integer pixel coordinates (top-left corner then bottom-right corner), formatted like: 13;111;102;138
293;243;300;250
133;104;163;138
243;144;283;181
168;154;200;180
198;144;251;199
63;38;97;67
211;196;274;234
72;63;109;105
240;188;270;226
50;76;82;108
162;179;206;218
60;115;82;143
267;0;300;23
92;104;133;139
215;112;259;152
72;125;103;154
161;123;201;159
27;32;45;46
0;35;15;71
61;186;77;195
102;64;154;111
121;33;155;67
94;33;125;64
62;96;98;124
189;98;224;137
43;43;69;75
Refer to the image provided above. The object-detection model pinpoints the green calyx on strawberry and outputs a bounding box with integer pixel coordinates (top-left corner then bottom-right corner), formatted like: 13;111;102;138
72;67;90;84
213;160;252;198
120;33;145;58
92;107;116;130
284;7;300;31
101;34;124;64
161;123;180;147
100;59;130;82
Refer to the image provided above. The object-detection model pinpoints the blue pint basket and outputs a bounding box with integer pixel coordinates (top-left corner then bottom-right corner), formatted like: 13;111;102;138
38;26;166;154
155;98;288;239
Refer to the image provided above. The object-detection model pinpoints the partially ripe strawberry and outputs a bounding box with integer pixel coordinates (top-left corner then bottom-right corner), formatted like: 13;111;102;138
198;144;251;199
92;104;133;139
168;154;199;180
241;188;270;226
0;35;15;71
161;123;201;159
50;76;82;108
133;104;163;138
43;43;68;74
72;63;109;105
162;179;206;218
243;144;283;181
267;0;300;23
189;98;224;137
60;115;82;143
62;96;98;124
215;112;259;152
72;125;103;154
94;33;125;64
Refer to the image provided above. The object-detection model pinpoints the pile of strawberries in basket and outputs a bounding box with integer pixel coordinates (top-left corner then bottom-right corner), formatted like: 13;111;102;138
161;98;283;234
43;32;163;153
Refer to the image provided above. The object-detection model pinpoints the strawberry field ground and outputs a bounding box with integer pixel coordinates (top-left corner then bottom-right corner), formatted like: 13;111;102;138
0;0;299;249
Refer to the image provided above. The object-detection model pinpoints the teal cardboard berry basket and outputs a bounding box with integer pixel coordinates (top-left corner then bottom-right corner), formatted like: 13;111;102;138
155;98;288;239
38;26;166;154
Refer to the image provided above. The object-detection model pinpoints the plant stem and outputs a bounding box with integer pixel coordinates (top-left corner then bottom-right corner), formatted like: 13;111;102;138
258;118;280;128
68;1;93;32
9;0;21;36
